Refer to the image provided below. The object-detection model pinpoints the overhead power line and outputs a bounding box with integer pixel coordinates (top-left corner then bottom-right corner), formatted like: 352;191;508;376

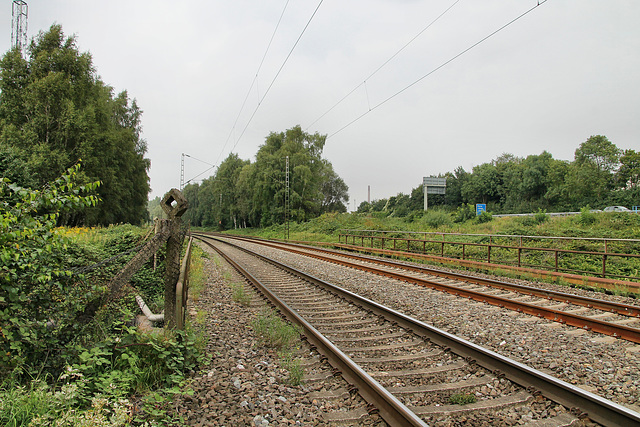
230;0;325;154
215;0;291;168
327;0;548;139
305;0;461;130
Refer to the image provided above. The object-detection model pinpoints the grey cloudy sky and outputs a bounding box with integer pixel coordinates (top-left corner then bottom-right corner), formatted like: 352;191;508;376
2;1;639;210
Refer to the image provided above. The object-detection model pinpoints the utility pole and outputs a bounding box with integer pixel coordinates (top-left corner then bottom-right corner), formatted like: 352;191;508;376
284;156;290;240
11;1;28;57
180;153;185;190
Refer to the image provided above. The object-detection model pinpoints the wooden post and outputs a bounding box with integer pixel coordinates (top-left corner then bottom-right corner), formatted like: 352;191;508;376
160;189;188;330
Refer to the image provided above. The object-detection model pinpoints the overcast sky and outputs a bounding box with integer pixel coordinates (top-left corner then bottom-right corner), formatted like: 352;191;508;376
2;1;639;210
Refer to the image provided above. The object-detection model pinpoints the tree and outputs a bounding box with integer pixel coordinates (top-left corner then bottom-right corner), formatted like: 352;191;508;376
617;149;640;189
569;135;620;204
574;135;621;173
181;126;348;228
250;126;344;226
461;163;500;205
444;167;468;208
318;160;349;213
0;25;150;225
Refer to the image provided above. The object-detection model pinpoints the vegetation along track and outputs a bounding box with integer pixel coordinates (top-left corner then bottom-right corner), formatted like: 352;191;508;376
194;233;640;426
212;234;640;345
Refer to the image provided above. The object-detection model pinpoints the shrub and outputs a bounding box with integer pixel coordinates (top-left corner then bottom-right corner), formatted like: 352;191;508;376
0;164;100;380
534;208;549;224
576;207;597;226
475;210;493;224
422;210;452;229
453;204;476;223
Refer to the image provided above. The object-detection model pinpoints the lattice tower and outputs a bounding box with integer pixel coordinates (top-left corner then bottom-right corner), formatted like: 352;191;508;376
11;1;28;56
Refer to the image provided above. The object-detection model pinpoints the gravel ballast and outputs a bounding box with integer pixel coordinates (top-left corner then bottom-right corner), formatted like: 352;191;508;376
173;242;386;426
228;238;640;415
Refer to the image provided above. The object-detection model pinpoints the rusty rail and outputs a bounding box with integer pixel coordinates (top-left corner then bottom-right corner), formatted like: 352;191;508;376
199;236;427;426
198;234;640;427
206;233;640;344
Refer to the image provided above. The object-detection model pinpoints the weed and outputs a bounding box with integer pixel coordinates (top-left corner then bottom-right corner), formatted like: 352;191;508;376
252;309;301;350
188;245;207;302
231;283;252;306
449;393;477;405
194;310;207;325
280;352;304;386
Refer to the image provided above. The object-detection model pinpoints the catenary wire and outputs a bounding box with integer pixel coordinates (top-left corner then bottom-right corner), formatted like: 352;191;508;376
230;0;325;154
327;0;548;139
184;0;323;187
185;1;290;186
305;0;461;131
214;0;291;168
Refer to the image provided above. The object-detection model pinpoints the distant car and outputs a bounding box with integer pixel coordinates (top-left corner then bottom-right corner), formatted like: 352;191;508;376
603;206;631;212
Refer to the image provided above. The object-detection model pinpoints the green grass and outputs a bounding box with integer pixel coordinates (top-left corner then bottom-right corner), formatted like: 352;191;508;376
230;282;252;306
188;245;207;302
215;211;640;284
449;393;477;405
252;308;301;350
280;352;304;386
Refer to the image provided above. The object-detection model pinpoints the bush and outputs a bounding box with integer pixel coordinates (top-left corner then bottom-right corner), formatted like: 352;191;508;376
576;207;597;226
534;208;549;224
422;210;452;229
453;204;476;223
475;210;493;224
0;164;100;380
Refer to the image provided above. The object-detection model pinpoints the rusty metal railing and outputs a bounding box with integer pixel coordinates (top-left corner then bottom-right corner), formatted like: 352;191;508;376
338;230;640;281
175;236;193;330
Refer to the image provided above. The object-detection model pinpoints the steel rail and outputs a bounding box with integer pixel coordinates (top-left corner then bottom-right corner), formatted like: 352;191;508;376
196;236;427;427
232;235;640;318
197;234;640;427
202;233;640;343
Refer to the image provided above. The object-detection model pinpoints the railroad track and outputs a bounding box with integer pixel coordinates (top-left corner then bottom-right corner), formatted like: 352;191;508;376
194;233;640;426
203;233;640;344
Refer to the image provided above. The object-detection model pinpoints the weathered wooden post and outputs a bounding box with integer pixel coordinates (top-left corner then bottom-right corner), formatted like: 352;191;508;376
160;189;188;329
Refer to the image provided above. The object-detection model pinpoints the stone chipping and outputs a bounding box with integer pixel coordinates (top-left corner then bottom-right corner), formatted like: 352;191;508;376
229;239;640;415
172;242;386;426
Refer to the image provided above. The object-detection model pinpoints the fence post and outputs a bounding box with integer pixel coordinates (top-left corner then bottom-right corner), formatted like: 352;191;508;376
161;189;188;330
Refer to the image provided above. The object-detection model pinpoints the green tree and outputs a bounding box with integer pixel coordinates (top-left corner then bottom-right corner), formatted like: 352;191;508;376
461;162;500;205
444;167;469;208
617;149;640;189
568;135;621;205
0;25;150;225
318;160;349;213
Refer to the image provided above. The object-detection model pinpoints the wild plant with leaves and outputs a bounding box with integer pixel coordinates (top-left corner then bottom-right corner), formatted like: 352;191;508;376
0;162;100;380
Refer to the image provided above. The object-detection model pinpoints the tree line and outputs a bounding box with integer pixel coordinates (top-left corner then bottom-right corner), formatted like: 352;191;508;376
358;135;640;217
164;125;350;229
0;25;150;225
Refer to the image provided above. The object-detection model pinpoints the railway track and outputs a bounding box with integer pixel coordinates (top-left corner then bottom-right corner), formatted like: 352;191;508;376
194;233;640;426
205;233;640;344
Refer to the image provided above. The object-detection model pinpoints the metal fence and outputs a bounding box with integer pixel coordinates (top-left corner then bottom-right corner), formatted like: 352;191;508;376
338;230;640;281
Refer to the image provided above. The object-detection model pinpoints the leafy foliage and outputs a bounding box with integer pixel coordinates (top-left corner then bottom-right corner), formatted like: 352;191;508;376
0;24;150;225
0;163;100;379
182;126;349;229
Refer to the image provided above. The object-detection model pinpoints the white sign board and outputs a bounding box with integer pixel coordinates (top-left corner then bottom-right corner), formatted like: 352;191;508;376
423;177;446;210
